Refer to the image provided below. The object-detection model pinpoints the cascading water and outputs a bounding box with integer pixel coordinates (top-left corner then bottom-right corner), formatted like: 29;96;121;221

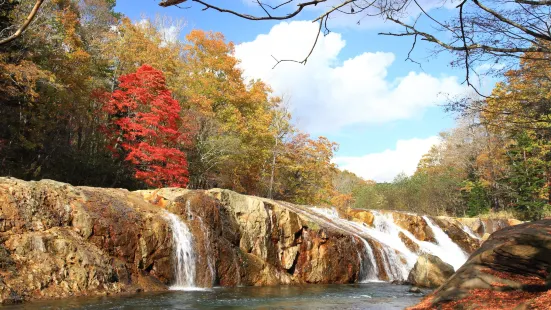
307;207;472;283
309;207;412;282
367;212;417;280
422;216;468;271
165;212;198;290
461;224;481;240
198;217;216;286
357;238;379;282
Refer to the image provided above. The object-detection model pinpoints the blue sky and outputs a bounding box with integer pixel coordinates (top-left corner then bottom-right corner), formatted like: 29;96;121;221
115;1;490;182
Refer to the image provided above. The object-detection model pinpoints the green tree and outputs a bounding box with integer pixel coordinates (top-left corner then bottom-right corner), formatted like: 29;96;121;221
504;132;549;220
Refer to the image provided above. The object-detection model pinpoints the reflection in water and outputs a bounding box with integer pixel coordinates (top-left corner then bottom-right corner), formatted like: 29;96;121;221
4;283;426;310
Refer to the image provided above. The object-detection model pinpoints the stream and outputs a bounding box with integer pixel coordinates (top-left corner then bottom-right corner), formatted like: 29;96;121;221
3;283;426;309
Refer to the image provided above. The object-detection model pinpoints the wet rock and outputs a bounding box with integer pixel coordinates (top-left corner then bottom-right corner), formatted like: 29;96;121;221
407;254;455;288
409;286;422;294
431;218;479;253
390;213;436;243
347;209;374;226
399;232;420;253
410;220;551;309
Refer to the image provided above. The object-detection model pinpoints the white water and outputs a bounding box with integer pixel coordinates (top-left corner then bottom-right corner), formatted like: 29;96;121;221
422;216;468;271
198;217;216;286
165;212;199;291
307;207;472;282
309;208;414;281
358;238;379;282
163;201;473;288
461;224;481;240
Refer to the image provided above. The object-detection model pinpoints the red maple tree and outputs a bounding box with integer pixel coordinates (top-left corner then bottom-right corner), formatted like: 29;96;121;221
104;64;189;188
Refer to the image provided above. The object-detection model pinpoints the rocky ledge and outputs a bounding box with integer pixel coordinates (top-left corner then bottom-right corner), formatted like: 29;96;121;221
0;178;520;304
409;219;551;309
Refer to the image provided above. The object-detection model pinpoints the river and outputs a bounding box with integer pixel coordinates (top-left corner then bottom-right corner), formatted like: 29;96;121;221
3;283;425;309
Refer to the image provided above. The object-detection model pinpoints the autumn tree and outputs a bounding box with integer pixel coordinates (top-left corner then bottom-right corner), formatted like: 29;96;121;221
104;17;184;91
1;6;342;205
104;65;189;188
276;134;338;205
178;29;279;195
0;0;126;185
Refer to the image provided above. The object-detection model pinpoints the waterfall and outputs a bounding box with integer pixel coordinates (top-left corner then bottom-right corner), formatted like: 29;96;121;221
358;238;379;282
366;212;415;281
165;212;198;290
309;207;413;282
461;224;481;240
422;216;468;271
306;207;472;283
198;217;216;286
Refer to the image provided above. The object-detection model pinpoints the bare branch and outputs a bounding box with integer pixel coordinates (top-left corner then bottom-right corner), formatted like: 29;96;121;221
381;18;549;54
159;0;328;21
514;0;551;5
0;0;45;46
472;0;551;42
271;16;325;68
158;0;551;94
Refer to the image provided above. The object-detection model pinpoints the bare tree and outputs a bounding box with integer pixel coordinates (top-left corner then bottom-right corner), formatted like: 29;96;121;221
158;0;551;88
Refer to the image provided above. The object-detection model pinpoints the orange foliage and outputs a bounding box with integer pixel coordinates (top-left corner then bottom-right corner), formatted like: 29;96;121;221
409;288;551;310
481;268;547;286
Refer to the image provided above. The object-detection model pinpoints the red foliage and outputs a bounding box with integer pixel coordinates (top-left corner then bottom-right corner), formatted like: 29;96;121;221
104;65;189;187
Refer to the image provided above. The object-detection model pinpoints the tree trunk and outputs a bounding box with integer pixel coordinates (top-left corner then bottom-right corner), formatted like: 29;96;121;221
268;138;278;199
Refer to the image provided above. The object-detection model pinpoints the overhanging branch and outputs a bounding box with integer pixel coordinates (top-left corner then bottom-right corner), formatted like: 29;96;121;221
0;0;45;46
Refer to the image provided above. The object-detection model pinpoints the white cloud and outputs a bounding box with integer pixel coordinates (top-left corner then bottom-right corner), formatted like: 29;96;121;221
333;136;440;182
234;21;466;133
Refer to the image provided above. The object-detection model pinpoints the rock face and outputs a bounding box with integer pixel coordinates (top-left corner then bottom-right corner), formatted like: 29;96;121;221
456;217;523;237
0;179;364;303
410;220;551;309
0;178;522;304
407;254;455;288
0;178;173;304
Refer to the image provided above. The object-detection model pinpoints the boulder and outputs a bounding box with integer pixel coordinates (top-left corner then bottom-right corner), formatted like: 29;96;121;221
456;217;523;237
407;254;455;288
0;178;178;303
347;209;375;226
409;220;551;309
409;286;423;294
391;212;436;242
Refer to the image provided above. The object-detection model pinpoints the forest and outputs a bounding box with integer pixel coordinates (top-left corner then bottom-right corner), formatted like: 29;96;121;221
2;0;551;221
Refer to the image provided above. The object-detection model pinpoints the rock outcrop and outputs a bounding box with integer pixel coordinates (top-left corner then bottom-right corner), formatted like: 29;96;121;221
409;220;551;309
407;254;455;288
0;179;173;304
0;179;365;303
0;178;522;304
